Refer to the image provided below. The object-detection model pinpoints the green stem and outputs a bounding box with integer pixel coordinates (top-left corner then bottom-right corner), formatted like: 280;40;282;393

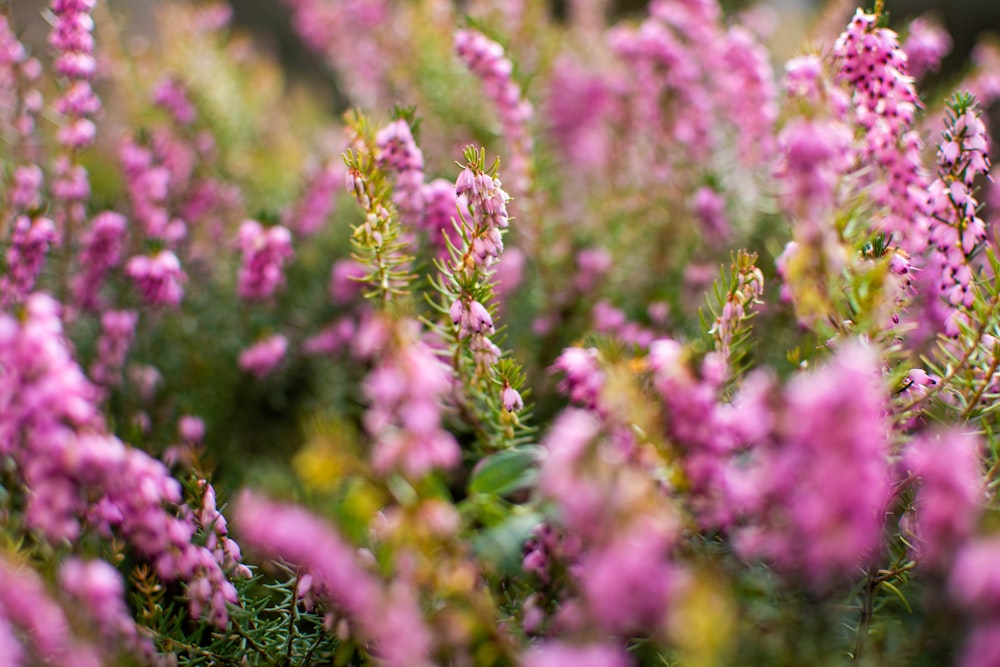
897;290;1000;415
231;618;282;666
853;574;877;662
959;343;1000;422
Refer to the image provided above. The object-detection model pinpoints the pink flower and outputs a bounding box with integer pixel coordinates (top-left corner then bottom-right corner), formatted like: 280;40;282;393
0;215;58;306
60;559;144;648
89;309;138;389
236;492;434;667
328;259;367;303
455;29;533;196
362;319;459;479
522;642;632;667
126;250;186;307
502;384;524;412
239;334;288;378
580;519;676;634
905;430;982;568
152;77;197;124
551;347;604;409
285;160;342;236
0;556;102;667
376;119;425;227
237;220;294;301
692;185;730;240
0;295;242;625
903;17;952;80
736;341;891;585
179;415;206;443
72;211;127;310
574;247;612;294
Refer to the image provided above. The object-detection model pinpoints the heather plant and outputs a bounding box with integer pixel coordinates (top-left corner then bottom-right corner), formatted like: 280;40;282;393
4;0;1000;665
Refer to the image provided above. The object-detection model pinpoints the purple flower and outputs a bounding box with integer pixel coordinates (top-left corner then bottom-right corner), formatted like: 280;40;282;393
11;164;44;210
281;0;388;107
179;414;206;443
574;247;612;294
580;518;677;634
955;621;1000;667
538;409;604;535
545;57;611;172
420;178;461;259
451;298;495;339
921;98;992;338
833;9;931;252
777;118;852;230
362;318;459;479
692;185;730;240
0;294;243;625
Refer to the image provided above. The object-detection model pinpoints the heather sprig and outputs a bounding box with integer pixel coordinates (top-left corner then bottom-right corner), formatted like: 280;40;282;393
700;249;764;381
343;112;416;306
427;145;531;452
922;93;992;338
454;28;534;200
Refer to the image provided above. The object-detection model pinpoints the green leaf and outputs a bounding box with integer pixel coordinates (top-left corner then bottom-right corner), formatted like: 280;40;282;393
878;581;912;614
473;510;542;572
468;445;540;497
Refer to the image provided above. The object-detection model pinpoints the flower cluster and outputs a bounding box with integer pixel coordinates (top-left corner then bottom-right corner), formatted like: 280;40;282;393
834;9;930;251
284;158;342;237
903;16;952;80
281;0;389;107
238;333;288;378
236;219;294;301
60;558;150;655
89;308;138;390
126;249;186;307
455;29;534;197
0;214;57;306
737;342;891;584
0;556;102;667
236;492;434;667
0;294;244;626
924;95;992;336
50;0;100;150
119;137;178;241
360;317;460;479
71;211;127;310
376;119;425;229
537;408;682;641
454;156;511;273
